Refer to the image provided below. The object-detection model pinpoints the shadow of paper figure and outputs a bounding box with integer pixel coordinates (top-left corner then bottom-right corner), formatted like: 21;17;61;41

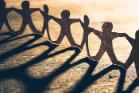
116;70;139;93
0;44;81;93
124;31;139;78
0;34;42;63
125;78;139;93
0;0;13;32
68;64;126;93
0;32;35;46
11;1;41;35
51;10;81;47
122;30;139;93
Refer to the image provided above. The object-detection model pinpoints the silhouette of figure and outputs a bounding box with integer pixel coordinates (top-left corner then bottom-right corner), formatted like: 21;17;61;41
90;22;126;65
40;5;52;41
51;10;81;46
0;0;13;31
12;1;41;35
80;15;95;58
124;31;139;78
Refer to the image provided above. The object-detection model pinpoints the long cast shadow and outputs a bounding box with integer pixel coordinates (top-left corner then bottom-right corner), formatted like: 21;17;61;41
0;34;42;63
0;32;35;46
115;71;139;93
0;40;57;92
115;70;126;93
123;78;139;93
0;36;127;93
0;41;57;79
116;31;139;93
0;45;84;93
0;33;128;93
26;47;81;93
69;64;126;93
0;32;18;44
0;32;15;36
